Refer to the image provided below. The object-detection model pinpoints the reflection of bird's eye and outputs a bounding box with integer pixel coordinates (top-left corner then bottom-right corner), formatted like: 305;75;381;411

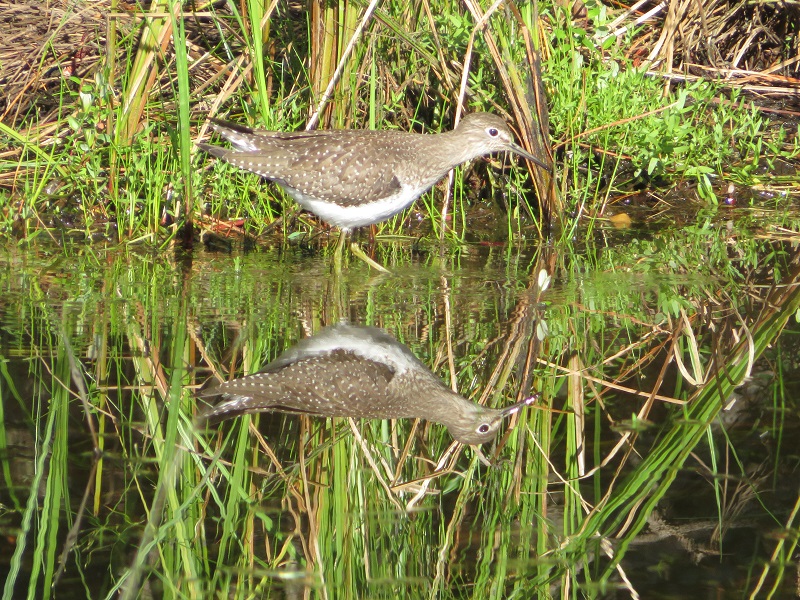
478;423;491;434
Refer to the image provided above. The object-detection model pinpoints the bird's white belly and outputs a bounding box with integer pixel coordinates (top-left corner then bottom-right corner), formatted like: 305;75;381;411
283;185;423;231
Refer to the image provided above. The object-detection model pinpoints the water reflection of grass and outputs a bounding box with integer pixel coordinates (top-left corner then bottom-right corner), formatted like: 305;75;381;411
1;238;798;598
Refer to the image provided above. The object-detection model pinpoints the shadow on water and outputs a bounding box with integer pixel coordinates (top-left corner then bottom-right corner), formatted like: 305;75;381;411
1;211;799;598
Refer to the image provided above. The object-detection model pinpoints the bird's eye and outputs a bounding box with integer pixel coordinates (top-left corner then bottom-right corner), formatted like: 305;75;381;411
487;127;499;137
477;423;491;434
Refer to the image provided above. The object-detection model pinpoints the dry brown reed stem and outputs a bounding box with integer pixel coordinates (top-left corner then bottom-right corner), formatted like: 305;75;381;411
297;421;330;600
0;0;118;122
606;0;799;85
306;0;380;130
453;0;557;230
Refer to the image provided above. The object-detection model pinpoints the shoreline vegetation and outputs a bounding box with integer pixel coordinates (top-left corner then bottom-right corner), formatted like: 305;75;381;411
1;0;797;246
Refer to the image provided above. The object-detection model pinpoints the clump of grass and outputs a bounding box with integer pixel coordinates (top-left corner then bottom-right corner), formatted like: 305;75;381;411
3;1;795;245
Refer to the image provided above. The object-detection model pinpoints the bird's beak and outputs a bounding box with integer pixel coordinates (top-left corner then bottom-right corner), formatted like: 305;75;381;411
500;394;538;418
508;143;551;172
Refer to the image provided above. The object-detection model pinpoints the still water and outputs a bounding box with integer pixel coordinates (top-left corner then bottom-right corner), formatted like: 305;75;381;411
1;223;798;598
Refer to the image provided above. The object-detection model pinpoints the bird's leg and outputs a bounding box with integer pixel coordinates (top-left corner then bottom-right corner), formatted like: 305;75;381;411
350;241;390;273
332;228;347;276
331;228;389;273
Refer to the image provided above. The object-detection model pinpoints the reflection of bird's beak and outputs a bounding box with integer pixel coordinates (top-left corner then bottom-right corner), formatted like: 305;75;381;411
500;394;538;418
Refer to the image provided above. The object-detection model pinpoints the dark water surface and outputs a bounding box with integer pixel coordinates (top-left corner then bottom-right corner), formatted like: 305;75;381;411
1;224;798;598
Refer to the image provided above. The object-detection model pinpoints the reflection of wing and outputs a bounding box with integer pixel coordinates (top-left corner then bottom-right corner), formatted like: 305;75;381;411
267;324;428;375
199;350;397;422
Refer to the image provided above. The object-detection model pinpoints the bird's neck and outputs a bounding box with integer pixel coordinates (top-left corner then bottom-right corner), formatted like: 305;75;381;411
435;129;487;170
409;376;476;423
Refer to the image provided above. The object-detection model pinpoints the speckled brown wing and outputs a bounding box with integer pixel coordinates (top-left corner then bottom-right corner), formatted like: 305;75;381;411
201;129;408;207
277;134;408;208
199;349;400;422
